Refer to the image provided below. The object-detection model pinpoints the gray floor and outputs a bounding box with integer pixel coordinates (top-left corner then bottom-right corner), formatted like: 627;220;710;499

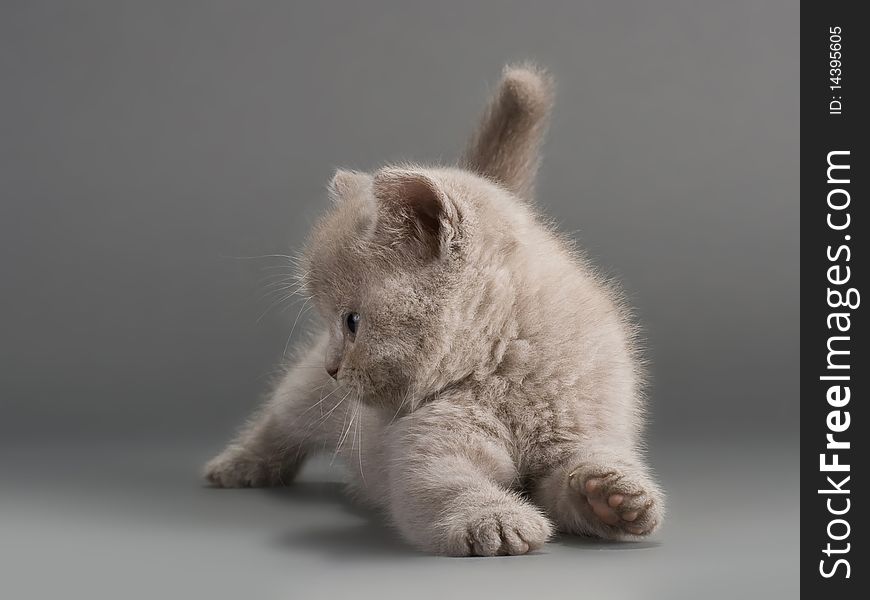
1;438;798;600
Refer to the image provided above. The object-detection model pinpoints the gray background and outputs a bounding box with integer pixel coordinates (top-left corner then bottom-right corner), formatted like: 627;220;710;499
0;1;798;599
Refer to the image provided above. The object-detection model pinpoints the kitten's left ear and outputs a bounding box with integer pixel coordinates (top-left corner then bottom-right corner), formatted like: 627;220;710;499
327;169;371;203
372;168;459;259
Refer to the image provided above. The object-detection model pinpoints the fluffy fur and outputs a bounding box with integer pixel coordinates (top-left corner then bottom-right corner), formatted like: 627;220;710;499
205;64;665;556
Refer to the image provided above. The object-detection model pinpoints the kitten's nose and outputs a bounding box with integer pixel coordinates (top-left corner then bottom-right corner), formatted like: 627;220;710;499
326;365;339;380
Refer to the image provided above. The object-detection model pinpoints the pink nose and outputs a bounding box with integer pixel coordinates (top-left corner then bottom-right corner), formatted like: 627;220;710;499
326;365;339;379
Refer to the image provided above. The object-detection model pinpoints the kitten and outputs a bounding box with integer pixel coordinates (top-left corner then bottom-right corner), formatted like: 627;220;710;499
205;64;665;556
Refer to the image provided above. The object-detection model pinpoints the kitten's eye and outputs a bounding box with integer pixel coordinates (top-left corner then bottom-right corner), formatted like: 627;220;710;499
345;312;360;336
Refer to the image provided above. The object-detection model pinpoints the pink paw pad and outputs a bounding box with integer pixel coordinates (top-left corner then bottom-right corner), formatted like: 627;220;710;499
568;468;660;536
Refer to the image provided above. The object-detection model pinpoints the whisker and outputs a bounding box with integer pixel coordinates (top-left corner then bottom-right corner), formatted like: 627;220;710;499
299;382;344;417
333;399;358;462
256;285;309;323
260;278;301;291
282;297;313;358
259;276;309;294
256;294;294;323
313;388;352;426
226;253;298;261
356;397;366;485
280;294;313;315
294;388;352;449
256;271;308;286
259;286;305;304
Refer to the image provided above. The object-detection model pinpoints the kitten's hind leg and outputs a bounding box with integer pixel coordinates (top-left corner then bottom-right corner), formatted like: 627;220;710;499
204;333;341;488
534;447;665;540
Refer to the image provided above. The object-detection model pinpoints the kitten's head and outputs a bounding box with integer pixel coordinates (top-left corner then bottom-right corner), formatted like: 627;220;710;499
303;166;483;409
300;64;554;411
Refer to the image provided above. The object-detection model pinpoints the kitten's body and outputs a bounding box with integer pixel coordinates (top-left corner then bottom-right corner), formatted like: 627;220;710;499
206;65;664;556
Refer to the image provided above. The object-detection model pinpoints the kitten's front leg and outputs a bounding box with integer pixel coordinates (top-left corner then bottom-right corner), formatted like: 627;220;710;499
535;446;665;539
204;334;336;488
388;398;553;556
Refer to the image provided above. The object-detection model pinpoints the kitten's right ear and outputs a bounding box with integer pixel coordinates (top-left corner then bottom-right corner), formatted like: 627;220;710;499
372;167;459;260
327;169;371;203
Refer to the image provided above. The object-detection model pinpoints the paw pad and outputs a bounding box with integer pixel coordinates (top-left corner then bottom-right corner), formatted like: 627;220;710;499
568;466;662;537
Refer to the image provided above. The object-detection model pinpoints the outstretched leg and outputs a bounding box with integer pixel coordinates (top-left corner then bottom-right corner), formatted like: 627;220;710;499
534;444;665;540
388;395;553;556
204;333;349;488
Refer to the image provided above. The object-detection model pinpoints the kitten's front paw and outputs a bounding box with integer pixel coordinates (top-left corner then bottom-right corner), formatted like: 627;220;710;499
568;463;664;538
444;502;553;557
204;447;298;488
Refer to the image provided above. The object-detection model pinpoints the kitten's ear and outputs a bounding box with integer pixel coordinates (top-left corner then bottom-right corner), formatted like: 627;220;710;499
327;169;371;203
461;63;554;202
372;168;459;259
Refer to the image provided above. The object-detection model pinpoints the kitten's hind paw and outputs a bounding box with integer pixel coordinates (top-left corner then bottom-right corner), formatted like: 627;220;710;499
568;463;664;538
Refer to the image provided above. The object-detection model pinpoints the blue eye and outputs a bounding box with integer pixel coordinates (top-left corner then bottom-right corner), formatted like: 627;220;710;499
345;312;360;335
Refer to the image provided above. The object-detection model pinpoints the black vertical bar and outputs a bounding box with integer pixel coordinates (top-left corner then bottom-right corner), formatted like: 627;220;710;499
802;1;866;596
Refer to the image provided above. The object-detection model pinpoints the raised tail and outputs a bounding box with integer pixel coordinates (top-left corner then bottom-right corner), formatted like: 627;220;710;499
461;63;555;201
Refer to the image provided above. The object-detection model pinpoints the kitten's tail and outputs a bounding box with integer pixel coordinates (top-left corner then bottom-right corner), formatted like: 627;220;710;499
461;63;554;202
